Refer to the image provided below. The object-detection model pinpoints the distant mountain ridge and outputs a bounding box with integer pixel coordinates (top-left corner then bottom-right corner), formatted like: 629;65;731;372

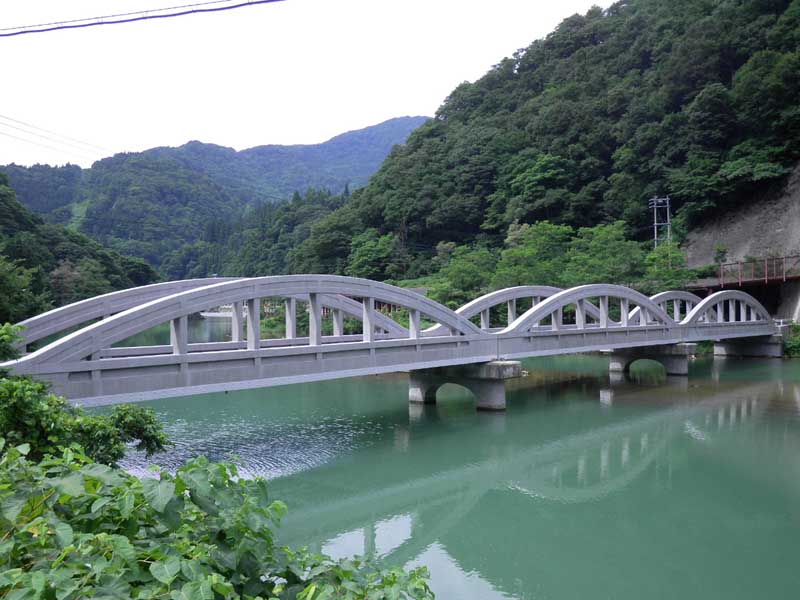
2;116;428;267
145;115;430;203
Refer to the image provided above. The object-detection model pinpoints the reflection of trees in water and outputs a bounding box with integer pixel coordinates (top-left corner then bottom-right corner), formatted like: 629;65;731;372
279;380;796;598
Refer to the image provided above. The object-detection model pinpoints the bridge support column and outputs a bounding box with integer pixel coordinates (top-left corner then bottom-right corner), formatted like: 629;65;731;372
713;332;785;358
608;343;695;376
231;301;243;343
408;360;523;411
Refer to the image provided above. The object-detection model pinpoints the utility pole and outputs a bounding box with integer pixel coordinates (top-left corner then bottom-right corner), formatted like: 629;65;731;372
648;196;671;248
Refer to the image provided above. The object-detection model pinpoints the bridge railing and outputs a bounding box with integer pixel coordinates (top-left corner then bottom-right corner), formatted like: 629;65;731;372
718;255;800;287
1;276;778;403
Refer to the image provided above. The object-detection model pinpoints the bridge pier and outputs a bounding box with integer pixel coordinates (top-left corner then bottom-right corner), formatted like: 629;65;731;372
408;361;523;411
608;343;696;376
713;332;785;358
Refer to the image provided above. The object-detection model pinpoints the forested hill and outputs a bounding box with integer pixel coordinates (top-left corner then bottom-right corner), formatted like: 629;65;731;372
285;0;800;278
2;116;428;268
0;173;158;323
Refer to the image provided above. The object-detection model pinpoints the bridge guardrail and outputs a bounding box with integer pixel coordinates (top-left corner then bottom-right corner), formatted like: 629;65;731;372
718;255;800;287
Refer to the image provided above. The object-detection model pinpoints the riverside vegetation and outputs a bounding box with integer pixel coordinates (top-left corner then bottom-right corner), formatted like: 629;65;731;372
2;0;800;594
0;327;434;599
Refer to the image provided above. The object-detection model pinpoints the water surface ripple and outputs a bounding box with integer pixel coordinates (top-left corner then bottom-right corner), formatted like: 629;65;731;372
115;355;800;599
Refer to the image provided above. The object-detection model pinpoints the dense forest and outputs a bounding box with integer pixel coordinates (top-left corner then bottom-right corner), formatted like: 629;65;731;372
4;0;800;316
0;173;158;323
288;0;800;280
3;116;427;269
140;0;800;297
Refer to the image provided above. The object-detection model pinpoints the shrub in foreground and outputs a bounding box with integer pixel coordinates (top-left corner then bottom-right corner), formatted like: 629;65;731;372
0;441;433;599
0;377;170;466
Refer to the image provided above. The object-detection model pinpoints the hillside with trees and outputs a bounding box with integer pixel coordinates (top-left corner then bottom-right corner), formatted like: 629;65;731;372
4;0;800;309
138;0;800;305
3;116;428;269
289;0;800;281
0;173;158;323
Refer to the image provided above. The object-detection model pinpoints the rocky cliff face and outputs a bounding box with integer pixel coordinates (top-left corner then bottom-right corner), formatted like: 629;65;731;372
684;163;800;269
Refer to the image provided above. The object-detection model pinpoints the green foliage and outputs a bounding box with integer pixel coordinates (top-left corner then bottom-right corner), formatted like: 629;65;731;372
4;118;427;272
0;174;158;321
427;245;497;308
491;221;572;289
0;443;433;600
640;242;694;294
345;229;402;280
784;323;800;357
0;324;23;364
0;257;51;324
0;378;169;466
398;221;693;307
294;0;800;276
562;222;646;287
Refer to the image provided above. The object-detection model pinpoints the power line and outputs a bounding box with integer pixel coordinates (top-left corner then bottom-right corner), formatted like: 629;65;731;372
0;0;285;37
1;0;235;31
0;130;95;161
0;114;109;152
0;121;102;156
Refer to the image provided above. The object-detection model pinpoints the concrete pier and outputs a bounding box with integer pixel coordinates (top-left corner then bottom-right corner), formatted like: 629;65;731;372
713;333;785;358
408;360;523;411
608;343;697;376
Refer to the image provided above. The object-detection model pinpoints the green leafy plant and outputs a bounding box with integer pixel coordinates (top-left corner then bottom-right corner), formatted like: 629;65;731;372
0;377;170;466
784;323;800;358
0;441;433;600
0;323;23;363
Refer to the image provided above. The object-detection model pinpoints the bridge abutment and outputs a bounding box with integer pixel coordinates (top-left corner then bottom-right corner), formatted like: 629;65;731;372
713;332;785;358
408;361;523;411
608;343;696;376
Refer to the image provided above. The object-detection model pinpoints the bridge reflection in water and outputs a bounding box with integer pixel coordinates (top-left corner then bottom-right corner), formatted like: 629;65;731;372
254;365;800;599
114;355;800;599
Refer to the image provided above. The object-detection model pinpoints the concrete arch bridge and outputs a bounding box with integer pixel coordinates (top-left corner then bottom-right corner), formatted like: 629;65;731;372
1;276;778;407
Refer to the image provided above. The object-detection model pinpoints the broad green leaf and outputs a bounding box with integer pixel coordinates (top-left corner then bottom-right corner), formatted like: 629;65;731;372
142;478;175;513
1;495;27;522
90;496;111;513
54;473;85;497
15;443;30;456
118;490;135;518
109;534;136;563
150;556;181;585
82;463;122;485
170;580;214;600
54;522;73;547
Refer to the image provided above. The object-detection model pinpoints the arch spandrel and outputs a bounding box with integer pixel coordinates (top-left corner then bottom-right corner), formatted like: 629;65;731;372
629;290;705;322
425;285;566;335
16;277;244;346
681;290;771;326
501;284;676;334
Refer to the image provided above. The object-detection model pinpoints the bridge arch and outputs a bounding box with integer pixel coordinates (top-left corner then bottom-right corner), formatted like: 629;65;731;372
681;290;771;326
502;284;676;334
630;291;705;323
16;275;482;367
16;277;241;348
426;285;565;334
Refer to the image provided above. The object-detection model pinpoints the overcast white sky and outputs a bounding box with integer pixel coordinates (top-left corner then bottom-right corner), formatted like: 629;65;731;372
2;0;611;167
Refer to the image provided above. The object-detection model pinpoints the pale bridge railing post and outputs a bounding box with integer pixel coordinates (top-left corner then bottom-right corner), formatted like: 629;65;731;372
232;301;243;342
308;293;322;346
246;298;260;350
363;297;375;343
170;315;188;355
285;298;296;339
409;309;421;339
332;308;344;337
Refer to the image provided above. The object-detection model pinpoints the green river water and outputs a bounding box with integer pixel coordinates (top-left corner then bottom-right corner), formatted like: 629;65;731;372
113;319;800;599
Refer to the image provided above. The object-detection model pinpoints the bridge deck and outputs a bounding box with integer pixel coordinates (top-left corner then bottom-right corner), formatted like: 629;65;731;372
1;276;777;405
